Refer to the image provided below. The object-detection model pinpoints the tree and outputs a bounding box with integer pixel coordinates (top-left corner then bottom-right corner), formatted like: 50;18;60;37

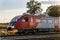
26;0;42;15
46;5;60;17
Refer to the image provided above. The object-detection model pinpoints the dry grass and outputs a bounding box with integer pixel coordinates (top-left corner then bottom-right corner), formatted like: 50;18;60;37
0;23;9;35
0;23;16;35
0;23;9;29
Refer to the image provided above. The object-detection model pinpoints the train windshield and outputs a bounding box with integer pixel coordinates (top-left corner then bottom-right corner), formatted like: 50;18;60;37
9;15;21;26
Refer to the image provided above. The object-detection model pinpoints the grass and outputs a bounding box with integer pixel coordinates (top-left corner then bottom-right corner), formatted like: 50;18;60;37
0;23;17;35
0;23;9;29
0;23;9;35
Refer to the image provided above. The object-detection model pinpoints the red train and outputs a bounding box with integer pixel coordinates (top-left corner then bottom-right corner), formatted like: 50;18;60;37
8;14;60;34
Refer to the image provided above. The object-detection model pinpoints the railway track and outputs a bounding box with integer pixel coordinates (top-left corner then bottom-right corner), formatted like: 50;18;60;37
1;32;60;40
1;28;60;40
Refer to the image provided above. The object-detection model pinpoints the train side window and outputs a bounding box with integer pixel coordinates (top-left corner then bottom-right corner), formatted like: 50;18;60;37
47;20;52;23
22;17;28;22
42;20;47;23
36;19;41;22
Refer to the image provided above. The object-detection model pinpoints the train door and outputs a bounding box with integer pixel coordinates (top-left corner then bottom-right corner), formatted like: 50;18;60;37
59;17;60;31
54;17;59;31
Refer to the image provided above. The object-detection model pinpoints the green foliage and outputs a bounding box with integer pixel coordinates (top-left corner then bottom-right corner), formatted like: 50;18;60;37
26;0;42;14
46;5;60;17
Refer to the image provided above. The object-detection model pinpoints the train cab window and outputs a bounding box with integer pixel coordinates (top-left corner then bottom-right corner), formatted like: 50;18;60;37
42;20;47;23
36;19;41;22
22;17;28;22
47;20;52;23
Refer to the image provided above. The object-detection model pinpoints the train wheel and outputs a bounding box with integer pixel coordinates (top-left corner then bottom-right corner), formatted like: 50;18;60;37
23;30;29;35
28;32;32;35
32;30;36;34
15;32;20;35
15;32;24;35
27;30;33;35
54;30;59;32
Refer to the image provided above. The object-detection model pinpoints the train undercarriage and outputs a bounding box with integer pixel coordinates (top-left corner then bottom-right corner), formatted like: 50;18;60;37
5;28;60;35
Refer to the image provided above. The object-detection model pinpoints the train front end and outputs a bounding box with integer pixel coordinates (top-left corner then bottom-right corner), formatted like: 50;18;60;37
7;15;21;34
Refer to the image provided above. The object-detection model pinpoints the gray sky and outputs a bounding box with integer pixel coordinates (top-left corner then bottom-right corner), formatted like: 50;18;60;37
0;0;60;23
0;0;28;23
0;0;28;10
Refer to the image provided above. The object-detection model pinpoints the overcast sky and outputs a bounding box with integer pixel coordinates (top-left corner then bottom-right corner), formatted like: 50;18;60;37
0;0;60;23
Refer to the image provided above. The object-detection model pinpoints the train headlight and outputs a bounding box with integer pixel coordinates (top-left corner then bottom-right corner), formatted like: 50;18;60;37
11;26;14;28
8;26;14;30
8;25;14;29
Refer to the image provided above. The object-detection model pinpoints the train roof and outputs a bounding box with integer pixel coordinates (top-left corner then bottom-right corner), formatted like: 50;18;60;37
10;15;22;22
13;15;21;19
23;13;48;17
23;13;59;18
